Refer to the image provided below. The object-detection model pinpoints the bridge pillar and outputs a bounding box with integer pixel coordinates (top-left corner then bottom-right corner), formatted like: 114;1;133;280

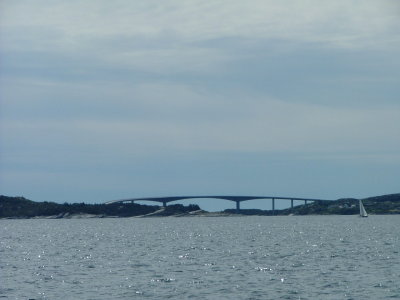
162;201;167;208
291;199;294;209
236;201;240;213
272;198;275;215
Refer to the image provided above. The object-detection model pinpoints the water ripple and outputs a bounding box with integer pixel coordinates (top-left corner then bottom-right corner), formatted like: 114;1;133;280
1;216;399;299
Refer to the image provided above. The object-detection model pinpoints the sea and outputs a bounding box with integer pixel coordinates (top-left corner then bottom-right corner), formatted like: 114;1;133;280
1;215;399;300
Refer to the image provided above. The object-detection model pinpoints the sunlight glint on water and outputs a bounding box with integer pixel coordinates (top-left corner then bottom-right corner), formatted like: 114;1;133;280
1;215;399;299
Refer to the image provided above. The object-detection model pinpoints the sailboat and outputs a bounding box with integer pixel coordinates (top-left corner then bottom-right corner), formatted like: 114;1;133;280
359;199;368;217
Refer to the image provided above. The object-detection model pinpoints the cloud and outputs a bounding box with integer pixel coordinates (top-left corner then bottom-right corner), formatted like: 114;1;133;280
1;0;399;202
1;0;399;115
2;80;399;160
1;0;399;79
3;1;399;47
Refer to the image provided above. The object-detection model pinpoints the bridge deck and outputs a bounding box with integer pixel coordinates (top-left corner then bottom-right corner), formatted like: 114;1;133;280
105;195;332;205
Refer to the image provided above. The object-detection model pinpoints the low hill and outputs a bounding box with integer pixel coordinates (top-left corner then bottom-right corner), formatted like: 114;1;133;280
0;196;200;218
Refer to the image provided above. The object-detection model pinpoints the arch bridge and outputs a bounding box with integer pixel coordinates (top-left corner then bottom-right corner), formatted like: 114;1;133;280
104;196;332;213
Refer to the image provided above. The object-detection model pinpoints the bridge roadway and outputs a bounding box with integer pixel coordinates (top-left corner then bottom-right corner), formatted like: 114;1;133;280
105;196;332;213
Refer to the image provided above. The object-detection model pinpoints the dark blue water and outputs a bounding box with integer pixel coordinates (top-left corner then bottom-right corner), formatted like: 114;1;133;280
1;215;399;299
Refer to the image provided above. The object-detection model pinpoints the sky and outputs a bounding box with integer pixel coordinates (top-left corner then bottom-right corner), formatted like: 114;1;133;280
1;0;399;211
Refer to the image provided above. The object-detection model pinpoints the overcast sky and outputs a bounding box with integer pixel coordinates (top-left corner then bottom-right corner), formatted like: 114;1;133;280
1;0;399;211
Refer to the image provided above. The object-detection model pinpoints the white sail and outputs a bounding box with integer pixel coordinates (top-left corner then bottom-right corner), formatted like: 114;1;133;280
359;199;368;217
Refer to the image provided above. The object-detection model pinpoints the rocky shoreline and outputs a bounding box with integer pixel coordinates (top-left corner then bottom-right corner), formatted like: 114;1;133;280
1;210;238;219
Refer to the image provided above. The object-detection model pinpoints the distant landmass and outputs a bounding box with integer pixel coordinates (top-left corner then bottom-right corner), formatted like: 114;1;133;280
1;193;399;218
0;196;200;218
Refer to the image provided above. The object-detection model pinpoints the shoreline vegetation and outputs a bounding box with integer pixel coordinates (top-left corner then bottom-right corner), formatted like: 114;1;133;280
1;194;399;219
